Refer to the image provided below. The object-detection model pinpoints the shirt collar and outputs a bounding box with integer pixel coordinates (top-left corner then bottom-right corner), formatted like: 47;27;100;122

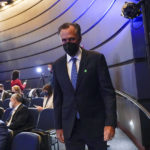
14;103;21;111
67;48;82;63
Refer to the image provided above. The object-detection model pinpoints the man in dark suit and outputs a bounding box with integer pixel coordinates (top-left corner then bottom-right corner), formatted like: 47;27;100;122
53;23;117;150
6;93;33;135
0;84;10;102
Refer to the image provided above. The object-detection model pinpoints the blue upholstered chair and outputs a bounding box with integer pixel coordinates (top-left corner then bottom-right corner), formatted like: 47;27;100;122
28;107;39;128
2;98;10;110
29;97;44;107
37;108;55;130
2;108;12;122
36;108;59;150
11;132;41;150
0;120;8;150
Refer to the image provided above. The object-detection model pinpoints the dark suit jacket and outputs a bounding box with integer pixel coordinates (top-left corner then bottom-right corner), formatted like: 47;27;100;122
53;49;117;139
7;104;33;135
1;91;10;102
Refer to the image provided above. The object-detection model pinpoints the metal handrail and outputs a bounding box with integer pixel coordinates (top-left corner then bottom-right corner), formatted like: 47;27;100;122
115;90;150;119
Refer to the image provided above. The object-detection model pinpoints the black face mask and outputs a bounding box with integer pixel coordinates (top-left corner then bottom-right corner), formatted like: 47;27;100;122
63;42;79;57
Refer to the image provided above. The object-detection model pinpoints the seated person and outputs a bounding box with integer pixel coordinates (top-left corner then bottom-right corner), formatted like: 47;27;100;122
11;85;23;95
28;88;40;98
0;120;8;150
35;84;53;111
0;84;10;102
6;93;34;135
11;85;29;107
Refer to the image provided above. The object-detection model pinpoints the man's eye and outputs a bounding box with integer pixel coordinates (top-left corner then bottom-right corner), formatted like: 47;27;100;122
69;38;76;41
62;38;76;42
62;39;67;42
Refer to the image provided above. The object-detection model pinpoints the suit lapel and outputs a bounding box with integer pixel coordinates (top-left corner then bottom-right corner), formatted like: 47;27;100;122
13;104;23;118
76;49;88;90
62;56;75;91
61;49;88;92
1;91;4;100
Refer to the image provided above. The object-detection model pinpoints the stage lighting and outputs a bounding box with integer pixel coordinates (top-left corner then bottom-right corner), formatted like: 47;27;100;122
36;67;45;86
36;67;42;73
0;1;7;7
121;1;143;19
0;0;23;9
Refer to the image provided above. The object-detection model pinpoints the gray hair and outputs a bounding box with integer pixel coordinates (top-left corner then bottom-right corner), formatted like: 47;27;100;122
11;93;23;103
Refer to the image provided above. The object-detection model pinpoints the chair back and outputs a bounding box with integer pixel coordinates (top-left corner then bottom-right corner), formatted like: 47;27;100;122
3;98;10;110
5;129;14;150
11;132;41;150
0;120;8;150
36;108;55;130
23;89;31;98
30;97;43;107
2;108;12;122
28;107;39;128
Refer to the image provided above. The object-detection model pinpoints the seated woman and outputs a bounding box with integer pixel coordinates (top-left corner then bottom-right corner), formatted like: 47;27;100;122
11;70;27;91
35;84;53;111
11;85;22;95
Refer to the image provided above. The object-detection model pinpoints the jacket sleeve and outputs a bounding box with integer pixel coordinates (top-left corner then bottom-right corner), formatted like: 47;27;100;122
97;54;117;128
17;80;26;90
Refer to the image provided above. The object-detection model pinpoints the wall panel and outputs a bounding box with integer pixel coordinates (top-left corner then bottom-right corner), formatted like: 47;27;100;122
0;0;41;20
0;0;57;31
95;23;133;65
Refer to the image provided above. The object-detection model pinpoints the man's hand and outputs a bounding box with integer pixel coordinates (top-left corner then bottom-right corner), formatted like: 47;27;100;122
56;129;64;143
104;126;115;141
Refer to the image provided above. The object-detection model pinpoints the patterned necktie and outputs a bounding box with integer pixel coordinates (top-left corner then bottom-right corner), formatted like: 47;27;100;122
71;57;80;119
71;57;77;89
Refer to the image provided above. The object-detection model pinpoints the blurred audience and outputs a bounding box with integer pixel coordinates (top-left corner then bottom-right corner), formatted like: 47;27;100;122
35;84;53;111
28;88;42;98
11;70;27;91
47;63;54;88
0;84;10;102
6;93;34;135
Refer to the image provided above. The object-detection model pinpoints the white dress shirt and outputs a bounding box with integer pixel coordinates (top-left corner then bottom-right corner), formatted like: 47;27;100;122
66;48;82;80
